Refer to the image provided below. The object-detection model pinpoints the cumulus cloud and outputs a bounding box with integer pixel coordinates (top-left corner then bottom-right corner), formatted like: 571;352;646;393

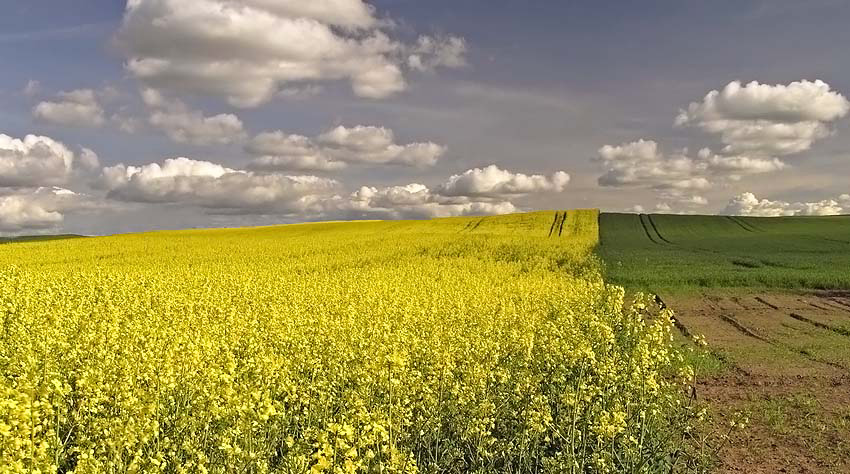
596;139;788;205
597;140;701;189
118;0;467;107
327;183;517;220
0;133;80;187
0;187;99;232
408;35;467;72
78;148;101;172
248;155;346;173
246;126;446;171
149;108;245;146
98;157;338;214
0;192;62;231
33;89;106;127
698;147;786;175
329;164;568;219
96;156;564;220
723;192;848;217
141;89;246;146
596;140;710;194
318;126;445;166
246;131;349;172
676;80;850;156
438;165;570;198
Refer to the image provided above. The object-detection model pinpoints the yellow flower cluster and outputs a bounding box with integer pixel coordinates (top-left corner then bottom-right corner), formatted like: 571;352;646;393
0;211;691;473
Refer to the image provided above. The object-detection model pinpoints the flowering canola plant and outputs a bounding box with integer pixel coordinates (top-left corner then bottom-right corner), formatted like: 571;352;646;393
0;211;693;473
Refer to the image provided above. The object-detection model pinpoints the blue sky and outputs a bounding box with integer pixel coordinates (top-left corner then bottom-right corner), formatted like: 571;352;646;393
1;0;849;235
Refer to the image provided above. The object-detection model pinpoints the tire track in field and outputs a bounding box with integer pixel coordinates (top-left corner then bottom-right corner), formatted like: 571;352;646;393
756;295;850;337
754;296;779;310
468;218;485;233
799;298;834;312
659;295;750;376
820;237;850;245
829;298;850;312
646;215;674;244
718;314;771;343
788;313;850;337
676;311;749;376
638;214;661;245
558;211;567;237
547;212;560;237
821;298;850;313
732;216;764;232
715;312;848;372
726;216;755;233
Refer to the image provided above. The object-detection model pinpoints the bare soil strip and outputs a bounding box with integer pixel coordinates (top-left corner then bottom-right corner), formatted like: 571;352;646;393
666;292;850;473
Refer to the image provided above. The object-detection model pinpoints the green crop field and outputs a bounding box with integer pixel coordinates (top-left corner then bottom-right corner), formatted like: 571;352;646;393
598;213;850;291
598;212;850;472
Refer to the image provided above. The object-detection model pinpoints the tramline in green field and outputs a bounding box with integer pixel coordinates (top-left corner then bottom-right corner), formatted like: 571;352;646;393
598;213;850;291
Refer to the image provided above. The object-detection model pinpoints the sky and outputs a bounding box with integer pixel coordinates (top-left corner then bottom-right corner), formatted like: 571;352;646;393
1;0;849;235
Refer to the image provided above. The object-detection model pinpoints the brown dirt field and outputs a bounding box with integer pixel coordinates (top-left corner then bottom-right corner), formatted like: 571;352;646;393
665;292;850;473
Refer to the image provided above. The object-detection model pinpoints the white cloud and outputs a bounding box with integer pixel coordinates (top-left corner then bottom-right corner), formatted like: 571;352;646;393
676;80;850;156
699;148;787;174
0;133;77;187
99;157;338;214
678;195;708;206
149;108;246;146
240;0;379;28
330;164;569;219
408;35;467;72
0;187;96;232
112;113;144;134
23;80;41;97
596;140;707;191
723;192;847;217
142;90;246;146
246;126;446;171
438;165;570;198
33;89;106;127
328;183;517;220
318;126;445;166
248;155;346;173
97;157;566;220
677;80;849;124
0;193;62;231
246;131;346;172
118;0;466;107
596;140;787;204
78;148;101;172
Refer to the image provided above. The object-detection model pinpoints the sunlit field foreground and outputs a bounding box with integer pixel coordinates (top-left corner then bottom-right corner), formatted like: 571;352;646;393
1;211;697;473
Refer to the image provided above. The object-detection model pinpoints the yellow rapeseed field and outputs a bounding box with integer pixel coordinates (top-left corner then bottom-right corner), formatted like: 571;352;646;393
0;210;694;473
